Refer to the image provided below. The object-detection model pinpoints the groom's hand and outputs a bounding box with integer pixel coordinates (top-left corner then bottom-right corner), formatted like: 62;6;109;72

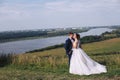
69;50;73;54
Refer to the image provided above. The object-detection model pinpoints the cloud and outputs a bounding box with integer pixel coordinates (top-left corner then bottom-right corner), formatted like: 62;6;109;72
0;0;4;3
0;0;120;31
0;0;4;6
0;3;39;20
43;0;120;13
1;0;119;17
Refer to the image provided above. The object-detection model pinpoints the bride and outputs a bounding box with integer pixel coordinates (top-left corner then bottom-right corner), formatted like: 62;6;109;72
69;33;107;75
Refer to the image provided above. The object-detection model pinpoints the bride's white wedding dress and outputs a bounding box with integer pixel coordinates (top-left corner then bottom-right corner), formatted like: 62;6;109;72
69;39;107;75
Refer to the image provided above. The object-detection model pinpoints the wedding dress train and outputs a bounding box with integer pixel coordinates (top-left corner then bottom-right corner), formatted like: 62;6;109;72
69;41;107;75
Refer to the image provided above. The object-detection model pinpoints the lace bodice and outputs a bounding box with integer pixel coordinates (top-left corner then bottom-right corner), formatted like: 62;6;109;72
73;39;80;48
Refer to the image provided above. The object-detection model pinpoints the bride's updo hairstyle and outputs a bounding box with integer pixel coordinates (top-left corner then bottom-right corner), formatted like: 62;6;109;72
76;33;80;40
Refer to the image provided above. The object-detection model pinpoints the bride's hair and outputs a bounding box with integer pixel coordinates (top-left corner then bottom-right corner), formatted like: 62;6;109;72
76;33;80;40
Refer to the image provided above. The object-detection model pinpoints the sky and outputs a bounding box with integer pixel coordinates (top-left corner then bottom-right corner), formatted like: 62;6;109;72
0;0;120;31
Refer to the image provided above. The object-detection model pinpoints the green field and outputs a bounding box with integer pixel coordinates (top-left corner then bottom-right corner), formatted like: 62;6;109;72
0;38;120;80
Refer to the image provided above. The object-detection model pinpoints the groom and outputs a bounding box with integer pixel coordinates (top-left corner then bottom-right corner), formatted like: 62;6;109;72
64;32;74;66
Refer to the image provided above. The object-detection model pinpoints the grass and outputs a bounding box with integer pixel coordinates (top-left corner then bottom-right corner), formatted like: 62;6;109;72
0;38;120;80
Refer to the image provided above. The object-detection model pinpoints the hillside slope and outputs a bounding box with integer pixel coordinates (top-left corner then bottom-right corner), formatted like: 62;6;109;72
26;38;120;56
0;38;120;80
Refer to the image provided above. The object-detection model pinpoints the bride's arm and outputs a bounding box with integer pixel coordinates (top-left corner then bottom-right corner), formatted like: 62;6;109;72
79;41;82;48
79;43;82;49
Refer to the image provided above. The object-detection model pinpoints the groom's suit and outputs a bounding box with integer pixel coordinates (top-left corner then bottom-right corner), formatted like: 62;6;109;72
64;38;73;66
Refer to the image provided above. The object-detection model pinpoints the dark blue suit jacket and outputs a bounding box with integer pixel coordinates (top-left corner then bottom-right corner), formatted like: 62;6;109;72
64;38;72;55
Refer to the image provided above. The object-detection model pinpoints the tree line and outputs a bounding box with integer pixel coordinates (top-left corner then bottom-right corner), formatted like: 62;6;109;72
0;28;88;43
27;29;120;53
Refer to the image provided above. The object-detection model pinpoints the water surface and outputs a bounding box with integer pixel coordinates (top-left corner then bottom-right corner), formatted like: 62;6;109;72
0;28;113;54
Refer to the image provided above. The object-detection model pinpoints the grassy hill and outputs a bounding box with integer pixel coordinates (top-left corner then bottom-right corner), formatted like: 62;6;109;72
0;38;120;80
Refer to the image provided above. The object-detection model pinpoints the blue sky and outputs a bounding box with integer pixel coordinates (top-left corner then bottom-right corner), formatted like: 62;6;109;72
0;0;120;31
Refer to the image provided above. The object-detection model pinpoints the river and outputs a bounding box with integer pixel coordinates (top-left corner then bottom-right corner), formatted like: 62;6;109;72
0;28;114;54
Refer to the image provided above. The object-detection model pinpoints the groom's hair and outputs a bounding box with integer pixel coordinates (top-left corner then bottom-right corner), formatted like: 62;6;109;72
69;32;73;35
